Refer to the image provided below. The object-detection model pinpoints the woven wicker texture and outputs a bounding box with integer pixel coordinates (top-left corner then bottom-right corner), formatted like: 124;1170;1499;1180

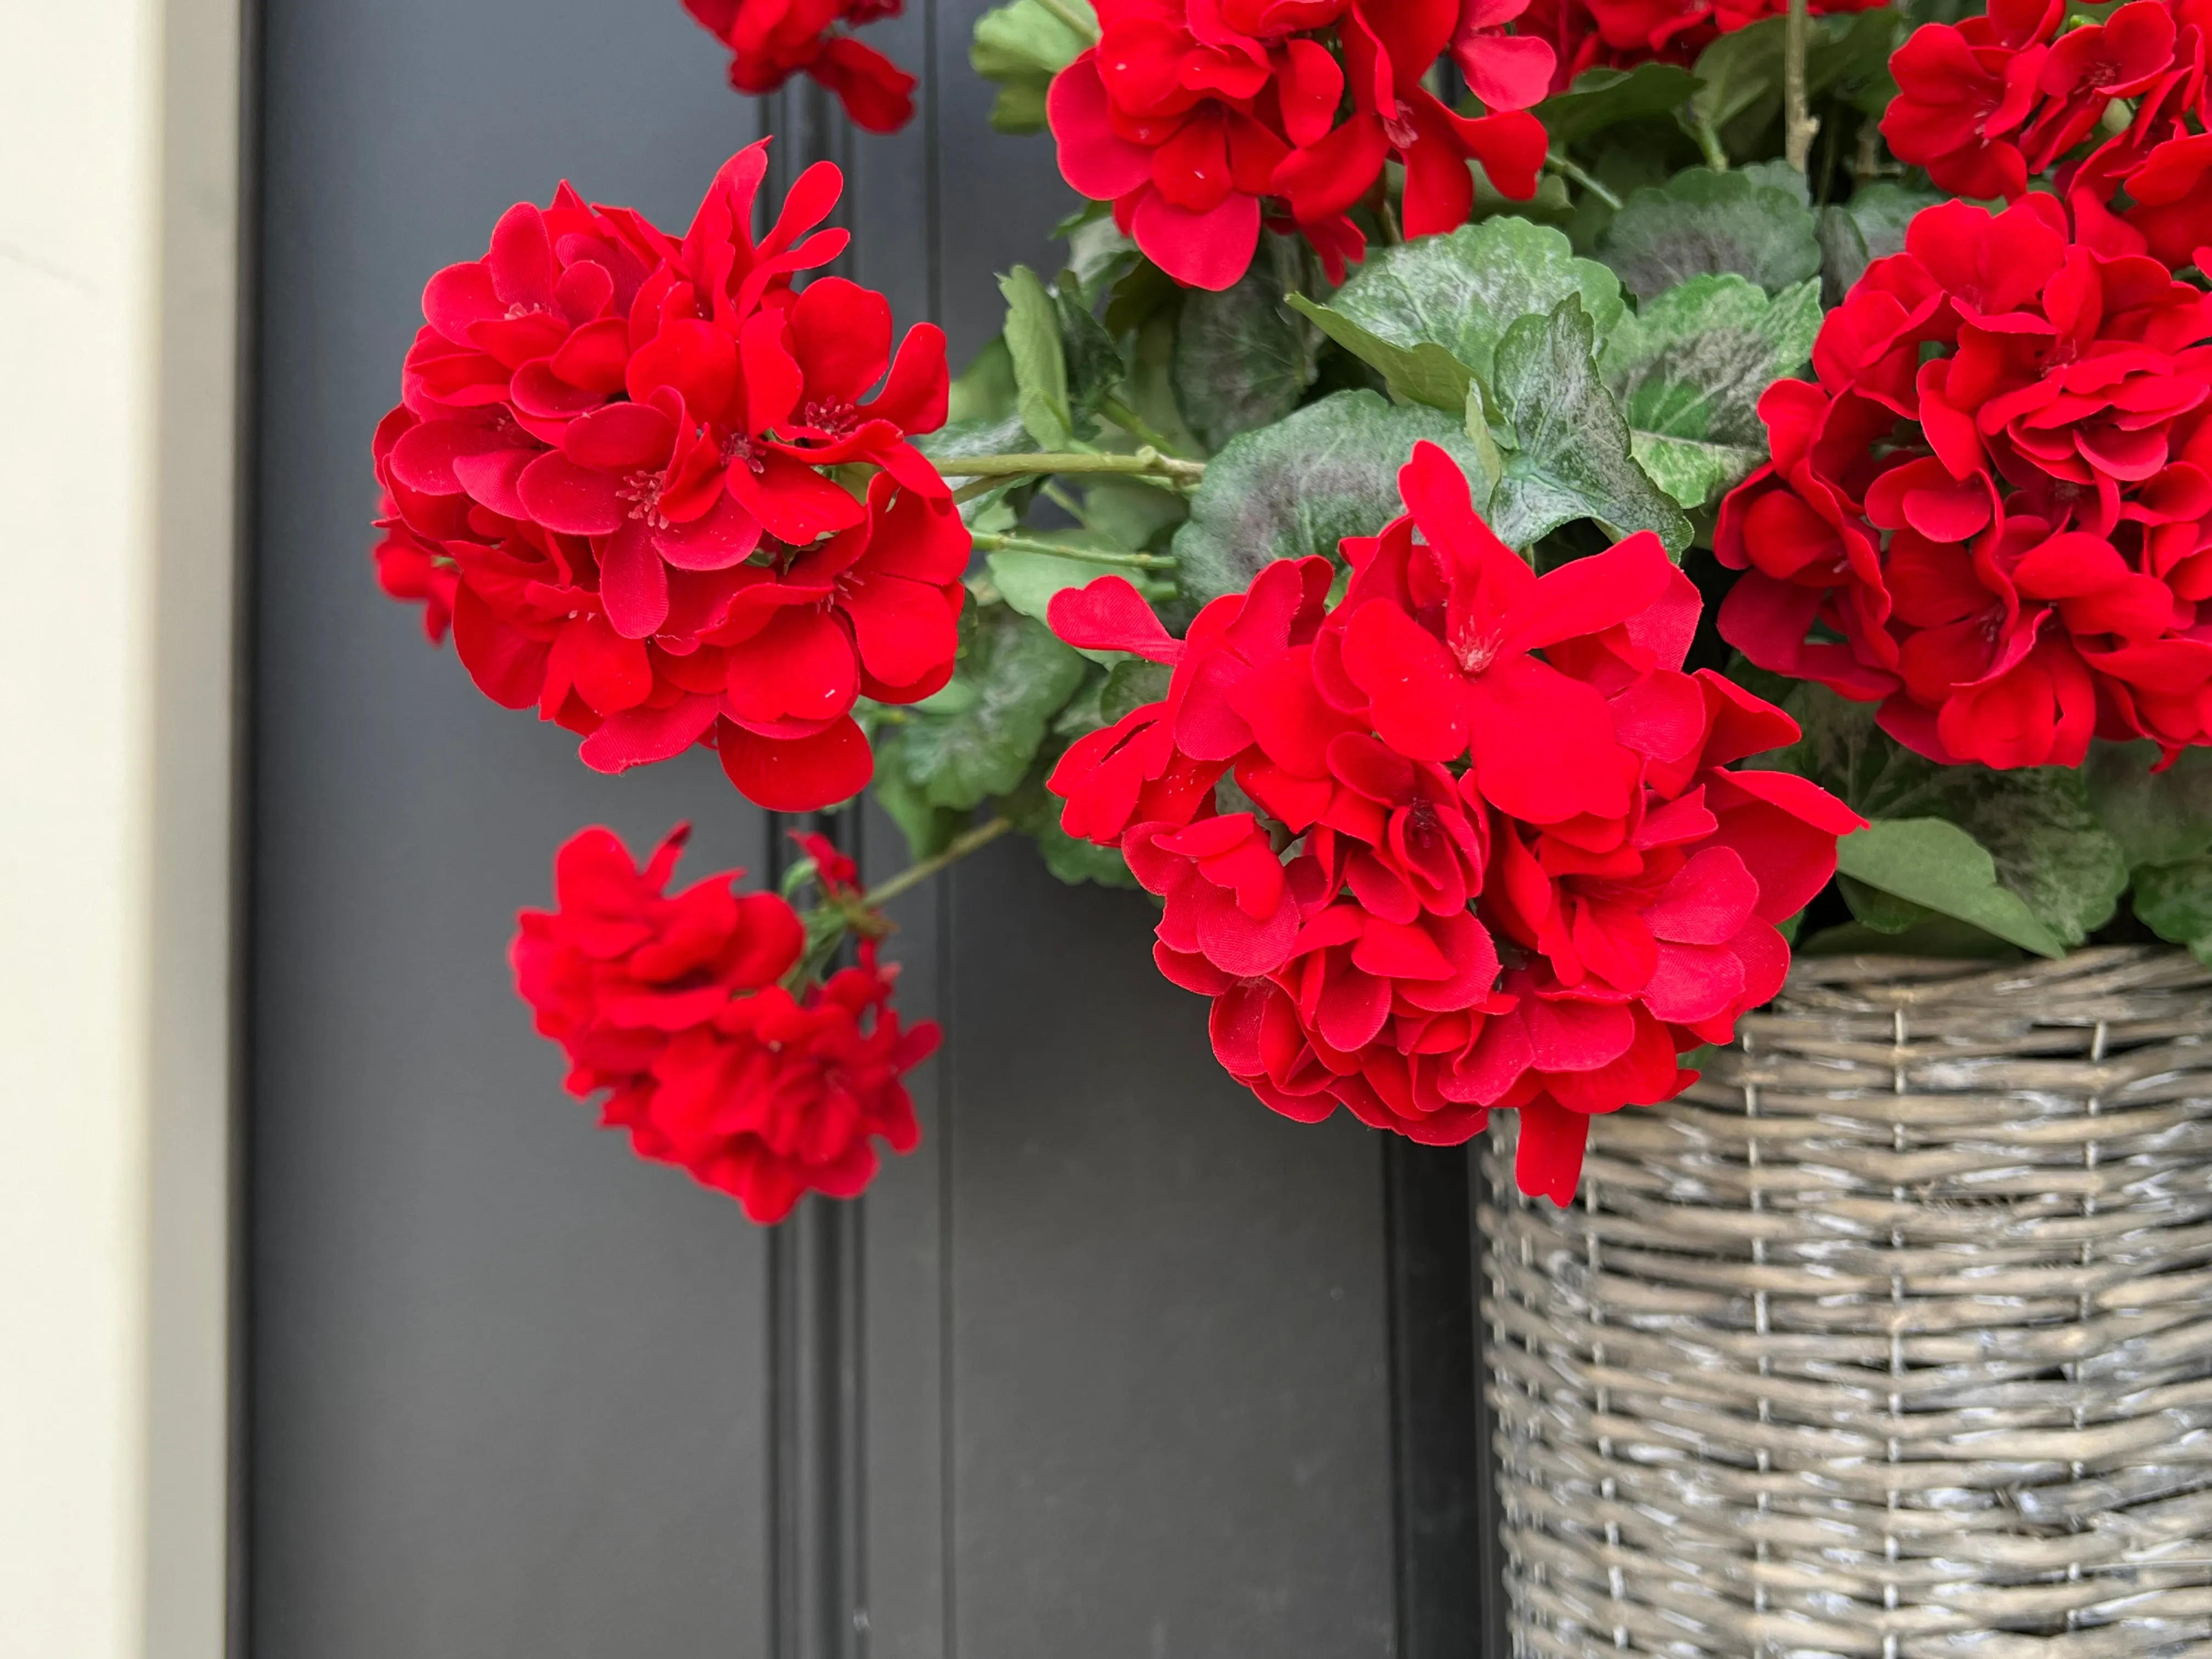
1479;946;2212;1657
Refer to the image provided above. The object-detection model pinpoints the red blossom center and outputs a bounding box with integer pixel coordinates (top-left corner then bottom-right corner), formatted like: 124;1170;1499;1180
723;431;768;474
1383;100;1420;148
618;469;671;528
1449;618;1504;674
801;397;860;436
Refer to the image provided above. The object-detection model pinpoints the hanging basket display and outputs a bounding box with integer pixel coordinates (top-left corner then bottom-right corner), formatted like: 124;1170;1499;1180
1481;946;2212;1656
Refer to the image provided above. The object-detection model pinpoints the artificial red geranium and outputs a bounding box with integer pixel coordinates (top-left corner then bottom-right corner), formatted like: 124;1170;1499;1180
512;822;937;1223
1519;0;1883;94
1046;0;1548;291
685;0;918;134
1880;0;2212;264
1717;193;2212;769
1047;442;1861;1202
372;141;968;813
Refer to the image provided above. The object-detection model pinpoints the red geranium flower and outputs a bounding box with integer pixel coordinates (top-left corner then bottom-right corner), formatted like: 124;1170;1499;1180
512;822;936;1223
1517;0;1883;95
685;0;918;134
1046;0;1546;290
1047;443;1861;1203
373;142;967;813
1717;194;2212;768
1879;0;2212;264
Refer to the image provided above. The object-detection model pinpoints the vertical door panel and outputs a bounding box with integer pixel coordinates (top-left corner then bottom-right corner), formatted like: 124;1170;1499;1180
251;5;776;1655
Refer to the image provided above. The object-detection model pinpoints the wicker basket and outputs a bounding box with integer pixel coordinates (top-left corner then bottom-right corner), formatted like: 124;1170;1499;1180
1479;945;2212;1657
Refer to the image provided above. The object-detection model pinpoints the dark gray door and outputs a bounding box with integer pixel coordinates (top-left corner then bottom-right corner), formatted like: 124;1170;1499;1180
247;2;1484;1654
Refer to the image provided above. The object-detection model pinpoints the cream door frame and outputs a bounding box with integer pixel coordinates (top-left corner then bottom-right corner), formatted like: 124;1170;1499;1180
0;2;246;1656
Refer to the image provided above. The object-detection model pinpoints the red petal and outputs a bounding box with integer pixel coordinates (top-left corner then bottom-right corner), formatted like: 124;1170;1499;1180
1514;1097;1589;1205
1048;55;1154;200
600;524;672;639
577;693;723;773
717;714;873;811
791;276;894;407
1131;189;1261;292
1047;575;1183;663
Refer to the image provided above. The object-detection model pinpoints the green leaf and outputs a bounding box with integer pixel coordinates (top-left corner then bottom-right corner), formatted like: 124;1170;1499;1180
1818;181;1942;303
970;0;1094;133
1680;16;1786;155
896;603;1091;810
1834;819;2067;959
2132;857;2212;962
947;335;1018;426
1800;913;2023;958
1323;216;1626;388
1054;273;1124;419
1599;166;1821;301
1533;63;1702;144
1173;238;1317;449
1599;273;1819;509
1486;296;1694;554
1000;266;1074;449
1836;874;1938;933
1808;5;1904;115
997;759;1137;889
1100;657;1172;720
1082;475;1187;550
1063;213;1138;303
1740;157;1810;207
1171;390;1489;606
1768;684;2128;947
2086;741;2212;868
1118;298;1207;460
1286;294;1472;412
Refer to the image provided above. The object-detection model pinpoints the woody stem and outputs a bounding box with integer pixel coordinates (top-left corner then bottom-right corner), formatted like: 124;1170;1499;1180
970;531;1176;568
1784;0;1820;173
938;448;1206;486
860;816;1015;911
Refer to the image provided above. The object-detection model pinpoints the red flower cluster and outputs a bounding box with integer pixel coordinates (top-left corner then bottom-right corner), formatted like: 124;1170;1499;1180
1718;195;2212;769
373;493;459;645
685;0;918;134
1046;443;1859;1202
1883;0;2212;259
1046;0;1550;290
1519;0;1883;96
372;141;968;812
512;823;936;1223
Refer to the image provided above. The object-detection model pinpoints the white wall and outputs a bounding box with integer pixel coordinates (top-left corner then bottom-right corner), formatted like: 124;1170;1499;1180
0;2;241;1656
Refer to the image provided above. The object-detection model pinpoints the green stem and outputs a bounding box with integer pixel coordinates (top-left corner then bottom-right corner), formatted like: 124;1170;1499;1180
970;531;1176;569
861;817;1015;910
1099;394;1193;459
1040;479;1088;522
935;448;1206;485
1783;0;1819;173
1033;0;1100;43
1694;117;1728;172
1544;150;1622;212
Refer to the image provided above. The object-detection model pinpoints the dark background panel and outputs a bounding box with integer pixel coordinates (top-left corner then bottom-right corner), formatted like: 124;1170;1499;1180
941;845;1400;1657
251;4;778;1655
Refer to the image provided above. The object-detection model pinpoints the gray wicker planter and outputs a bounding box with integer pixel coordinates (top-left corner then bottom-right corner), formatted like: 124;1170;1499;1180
1479;946;2212;1657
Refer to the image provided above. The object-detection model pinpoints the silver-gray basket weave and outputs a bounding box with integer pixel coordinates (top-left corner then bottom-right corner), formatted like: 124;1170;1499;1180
1479;945;2212;1657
